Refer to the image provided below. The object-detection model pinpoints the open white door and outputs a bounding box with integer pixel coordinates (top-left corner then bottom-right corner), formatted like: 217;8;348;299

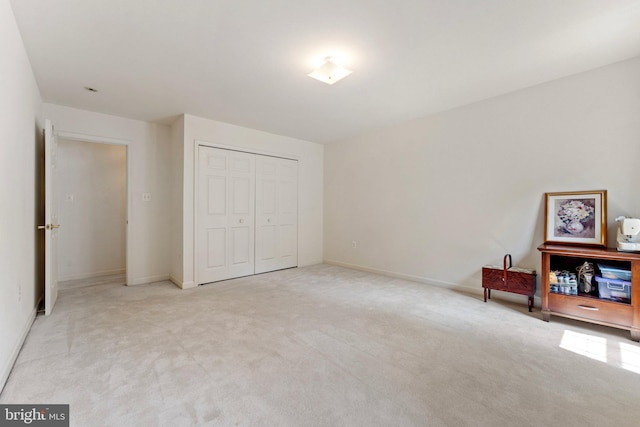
42;119;60;315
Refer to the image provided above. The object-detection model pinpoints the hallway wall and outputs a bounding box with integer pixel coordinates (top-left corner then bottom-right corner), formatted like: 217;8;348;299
57;140;127;281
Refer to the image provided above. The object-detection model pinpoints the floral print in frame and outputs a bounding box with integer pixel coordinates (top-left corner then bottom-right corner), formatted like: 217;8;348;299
544;190;607;246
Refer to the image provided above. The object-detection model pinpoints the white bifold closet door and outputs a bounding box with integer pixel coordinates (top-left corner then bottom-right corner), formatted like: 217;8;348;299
255;156;298;274
197;147;255;284
197;146;298;285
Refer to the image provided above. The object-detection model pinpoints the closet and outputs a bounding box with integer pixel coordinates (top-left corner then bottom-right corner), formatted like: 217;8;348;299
196;146;298;284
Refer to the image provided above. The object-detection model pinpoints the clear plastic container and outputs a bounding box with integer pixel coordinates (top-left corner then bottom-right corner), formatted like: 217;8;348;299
597;264;632;281
596;275;631;303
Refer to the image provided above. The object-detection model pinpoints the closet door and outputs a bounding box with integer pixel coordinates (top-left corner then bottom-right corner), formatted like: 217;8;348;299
197;147;255;284
255;156;298;274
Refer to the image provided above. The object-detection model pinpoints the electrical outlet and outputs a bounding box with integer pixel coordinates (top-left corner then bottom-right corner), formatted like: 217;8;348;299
142;192;152;202
351;241;357;249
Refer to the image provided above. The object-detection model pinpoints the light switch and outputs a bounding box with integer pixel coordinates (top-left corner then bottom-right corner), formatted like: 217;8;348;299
142;192;152;202
65;194;74;203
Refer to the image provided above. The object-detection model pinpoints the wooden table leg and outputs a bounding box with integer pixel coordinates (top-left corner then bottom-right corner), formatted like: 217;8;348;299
528;296;533;312
484;287;487;302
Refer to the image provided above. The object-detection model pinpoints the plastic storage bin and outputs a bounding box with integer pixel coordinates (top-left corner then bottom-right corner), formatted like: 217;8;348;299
596;275;632;303
597;264;632;281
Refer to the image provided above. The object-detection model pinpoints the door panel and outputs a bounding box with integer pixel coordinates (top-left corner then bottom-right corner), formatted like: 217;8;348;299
207;154;226;169
44;119;59;315
255;156;298;274
227;151;255;279
198;146;255;284
259;226;277;260
232;157;252;173
207;228;226;269
232;177;250;214
262;180;277;213
208;176;226;215
280;224;296;257
232;227;250;265
281;181;297;214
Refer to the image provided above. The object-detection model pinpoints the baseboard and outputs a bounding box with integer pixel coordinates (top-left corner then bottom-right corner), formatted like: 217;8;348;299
323;259;541;307
127;275;198;289
324;258;463;287
180;280;196;290
169;275;181;288
59;268;126;282
168;275;196;289
0;305;37;394
127;274;170;286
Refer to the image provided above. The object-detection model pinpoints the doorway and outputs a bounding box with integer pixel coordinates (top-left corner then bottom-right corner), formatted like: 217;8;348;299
56;139;127;289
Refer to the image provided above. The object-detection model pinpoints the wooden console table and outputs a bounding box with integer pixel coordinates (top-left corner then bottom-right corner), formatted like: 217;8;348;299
538;244;640;341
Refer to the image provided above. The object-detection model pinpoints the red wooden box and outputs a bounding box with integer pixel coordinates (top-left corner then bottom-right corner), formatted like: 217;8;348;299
482;254;536;311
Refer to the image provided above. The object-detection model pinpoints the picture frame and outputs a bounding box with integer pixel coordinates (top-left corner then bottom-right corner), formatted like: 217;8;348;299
544;190;607;247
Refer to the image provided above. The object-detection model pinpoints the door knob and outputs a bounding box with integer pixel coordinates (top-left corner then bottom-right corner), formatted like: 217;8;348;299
37;224;61;230
239;218;244;224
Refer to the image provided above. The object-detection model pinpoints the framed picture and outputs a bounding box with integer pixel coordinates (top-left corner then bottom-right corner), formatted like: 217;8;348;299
544;190;607;246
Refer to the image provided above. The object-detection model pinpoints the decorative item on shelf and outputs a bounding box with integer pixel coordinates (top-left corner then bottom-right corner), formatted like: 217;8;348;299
544;190;607;247
549;270;578;295
482;254;537;312
616;216;640;252
576;261;595;294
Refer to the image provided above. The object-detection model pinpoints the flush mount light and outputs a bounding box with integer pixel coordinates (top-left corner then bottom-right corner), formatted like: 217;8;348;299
308;57;352;85
84;86;98;93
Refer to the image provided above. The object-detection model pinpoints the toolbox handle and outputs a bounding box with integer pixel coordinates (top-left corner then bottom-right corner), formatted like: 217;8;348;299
503;254;512;283
607;282;626;291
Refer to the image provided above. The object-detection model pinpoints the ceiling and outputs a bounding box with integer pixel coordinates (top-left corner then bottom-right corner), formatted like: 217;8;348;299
11;0;640;143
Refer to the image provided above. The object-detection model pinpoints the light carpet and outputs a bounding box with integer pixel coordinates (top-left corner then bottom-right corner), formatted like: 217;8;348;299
1;264;639;426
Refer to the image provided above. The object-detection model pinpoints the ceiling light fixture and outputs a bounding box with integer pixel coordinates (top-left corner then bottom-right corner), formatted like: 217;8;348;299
84;86;98;92
308;56;352;85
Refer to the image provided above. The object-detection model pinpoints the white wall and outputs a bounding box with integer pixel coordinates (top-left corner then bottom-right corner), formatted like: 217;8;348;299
57;140;127;281
43;104;173;286
324;56;640;293
0;0;42;391
175;114;324;288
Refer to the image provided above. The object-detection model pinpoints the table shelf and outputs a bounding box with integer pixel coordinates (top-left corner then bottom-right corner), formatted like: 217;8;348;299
538;244;640;341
